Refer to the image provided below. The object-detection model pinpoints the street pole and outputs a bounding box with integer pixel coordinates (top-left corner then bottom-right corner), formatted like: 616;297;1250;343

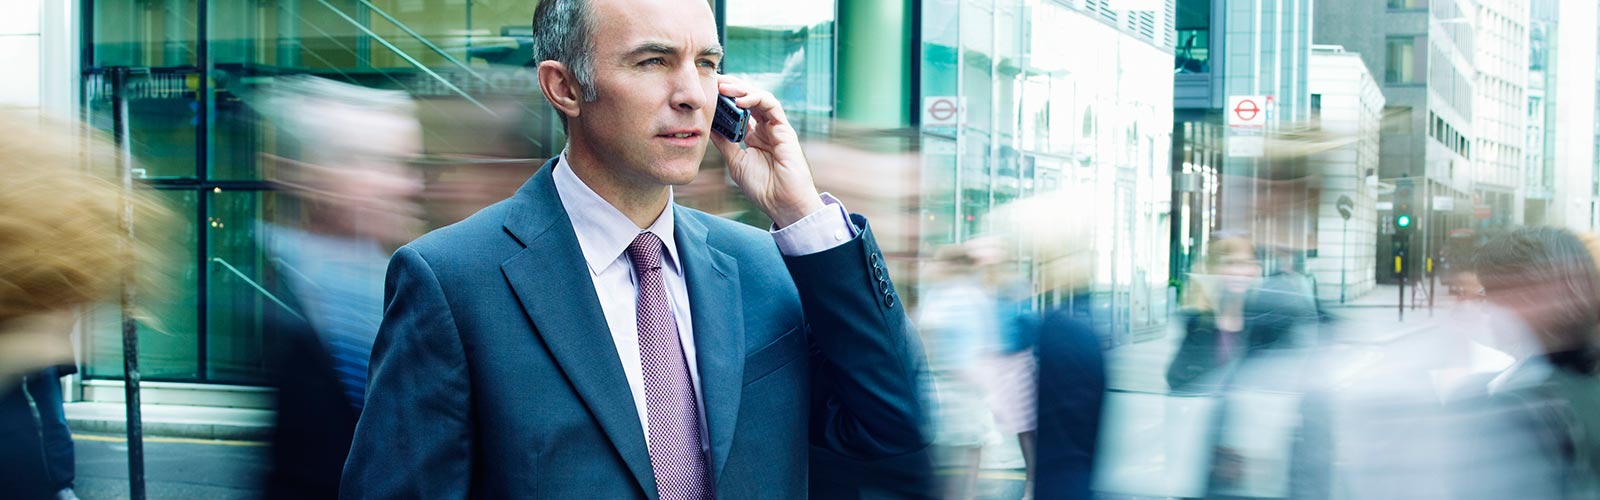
111;66;148;500
1336;195;1354;304
1428;212;1437;316
1340;218;1348;304
1399;272;1405;322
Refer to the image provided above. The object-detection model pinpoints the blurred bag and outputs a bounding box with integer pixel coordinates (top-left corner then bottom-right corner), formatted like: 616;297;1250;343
1092;391;1219;498
1209;389;1305;498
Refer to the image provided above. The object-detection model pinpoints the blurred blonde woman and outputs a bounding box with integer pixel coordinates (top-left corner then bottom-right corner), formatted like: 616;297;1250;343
0;109;169;500
1166;237;1260;393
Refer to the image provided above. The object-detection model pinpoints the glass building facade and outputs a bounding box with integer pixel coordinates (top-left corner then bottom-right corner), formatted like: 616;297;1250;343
68;0;1177;395
919;0;1177;342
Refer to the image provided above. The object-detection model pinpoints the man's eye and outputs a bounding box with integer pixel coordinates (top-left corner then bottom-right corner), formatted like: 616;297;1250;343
640;58;665;66
698;59;719;69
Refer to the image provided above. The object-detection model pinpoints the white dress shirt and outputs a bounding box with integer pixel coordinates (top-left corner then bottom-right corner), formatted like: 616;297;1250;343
550;154;854;446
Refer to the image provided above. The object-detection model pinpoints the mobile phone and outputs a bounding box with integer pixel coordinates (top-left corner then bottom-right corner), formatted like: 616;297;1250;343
712;94;749;143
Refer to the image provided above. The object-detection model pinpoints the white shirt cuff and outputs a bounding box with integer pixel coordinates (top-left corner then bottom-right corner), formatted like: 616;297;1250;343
770;193;856;256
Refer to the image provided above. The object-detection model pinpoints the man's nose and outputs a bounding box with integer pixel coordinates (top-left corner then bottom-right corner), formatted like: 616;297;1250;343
670;64;709;112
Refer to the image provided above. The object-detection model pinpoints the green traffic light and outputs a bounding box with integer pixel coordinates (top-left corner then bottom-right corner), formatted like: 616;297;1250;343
1397;215;1411;227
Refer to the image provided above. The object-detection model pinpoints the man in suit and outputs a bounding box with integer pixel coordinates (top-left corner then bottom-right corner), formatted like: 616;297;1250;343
338;0;928;498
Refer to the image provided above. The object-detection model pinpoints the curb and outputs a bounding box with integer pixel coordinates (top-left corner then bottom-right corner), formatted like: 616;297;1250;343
65;403;274;442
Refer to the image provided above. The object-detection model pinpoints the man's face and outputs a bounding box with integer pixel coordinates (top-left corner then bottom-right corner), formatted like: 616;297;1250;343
573;0;722;188
299;104;425;247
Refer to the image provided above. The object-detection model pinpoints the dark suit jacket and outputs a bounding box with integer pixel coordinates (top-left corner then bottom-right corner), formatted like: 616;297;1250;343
340;159;928;499
263;304;360;500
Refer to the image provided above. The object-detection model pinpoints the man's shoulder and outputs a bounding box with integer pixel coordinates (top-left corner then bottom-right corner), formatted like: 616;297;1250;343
676;204;778;255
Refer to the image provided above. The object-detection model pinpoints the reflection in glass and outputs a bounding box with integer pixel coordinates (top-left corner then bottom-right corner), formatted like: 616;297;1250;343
92;0;197;67
207;190;286;385
85;71;199;180
86;190;200;381
723;0;835;135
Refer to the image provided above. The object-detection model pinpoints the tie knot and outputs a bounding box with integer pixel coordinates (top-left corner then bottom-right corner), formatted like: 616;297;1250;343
626;232;665;272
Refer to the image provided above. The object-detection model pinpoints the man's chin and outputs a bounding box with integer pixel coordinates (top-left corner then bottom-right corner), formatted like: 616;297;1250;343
656;152;706;185
661;166;702;186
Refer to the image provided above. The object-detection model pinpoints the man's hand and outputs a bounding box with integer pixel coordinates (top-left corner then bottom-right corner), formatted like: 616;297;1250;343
711;75;824;228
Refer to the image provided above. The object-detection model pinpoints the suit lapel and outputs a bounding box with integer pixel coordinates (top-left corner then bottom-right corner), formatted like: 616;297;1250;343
501;162;658;498
674;208;745;488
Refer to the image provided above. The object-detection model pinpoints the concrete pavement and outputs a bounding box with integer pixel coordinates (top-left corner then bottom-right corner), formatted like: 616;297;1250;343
71;432;267;500
66;402;273;441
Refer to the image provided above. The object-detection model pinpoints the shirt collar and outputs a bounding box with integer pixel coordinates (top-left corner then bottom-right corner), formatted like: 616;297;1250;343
551;153;680;276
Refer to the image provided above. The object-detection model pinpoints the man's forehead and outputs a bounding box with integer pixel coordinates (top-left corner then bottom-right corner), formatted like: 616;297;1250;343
590;0;718;49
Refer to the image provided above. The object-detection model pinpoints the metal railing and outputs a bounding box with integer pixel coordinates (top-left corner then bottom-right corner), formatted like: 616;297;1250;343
354;0;486;82
211;257;306;321
307;0;495;114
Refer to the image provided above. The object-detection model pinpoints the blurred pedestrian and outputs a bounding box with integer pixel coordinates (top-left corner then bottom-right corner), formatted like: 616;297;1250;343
1;366;80;500
1166;237;1327;499
1463;226;1600;498
0;110;168;500
986;192;1106;500
919;244;1001;500
1166;237;1260;393
250;75;425;500
970;236;1042;494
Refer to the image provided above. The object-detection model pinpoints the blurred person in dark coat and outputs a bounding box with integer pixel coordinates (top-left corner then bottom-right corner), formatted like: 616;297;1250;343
0;110;169;500
1166;237;1260;394
986;192;1106;500
251;76;425;500
1165;237;1323;499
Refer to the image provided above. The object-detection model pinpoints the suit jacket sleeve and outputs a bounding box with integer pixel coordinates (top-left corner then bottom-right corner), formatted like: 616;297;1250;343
340;246;473;499
784;213;929;459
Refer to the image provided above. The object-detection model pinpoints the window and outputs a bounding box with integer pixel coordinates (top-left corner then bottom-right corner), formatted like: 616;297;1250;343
1176;29;1209;73
1386;36;1424;84
81;0;557;385
1387;0;1428;9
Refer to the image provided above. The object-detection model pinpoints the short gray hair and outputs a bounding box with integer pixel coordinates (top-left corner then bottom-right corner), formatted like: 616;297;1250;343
532;0;598;112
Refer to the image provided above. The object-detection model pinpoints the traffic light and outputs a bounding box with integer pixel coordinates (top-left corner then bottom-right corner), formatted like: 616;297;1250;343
1394;176;1415;235
1392;176;1415;279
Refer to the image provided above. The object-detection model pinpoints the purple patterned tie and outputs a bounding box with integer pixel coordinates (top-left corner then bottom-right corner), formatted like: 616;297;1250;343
627;232;713;500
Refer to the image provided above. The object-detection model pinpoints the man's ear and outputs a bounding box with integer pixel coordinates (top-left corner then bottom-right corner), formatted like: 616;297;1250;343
537;60;582;121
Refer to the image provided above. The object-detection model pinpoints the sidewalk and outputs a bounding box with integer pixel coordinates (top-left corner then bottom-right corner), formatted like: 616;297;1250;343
1329;282;1462;309
65;402;273;441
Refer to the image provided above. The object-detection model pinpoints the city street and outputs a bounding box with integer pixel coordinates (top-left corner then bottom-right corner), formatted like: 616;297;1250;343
71;433;267;500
